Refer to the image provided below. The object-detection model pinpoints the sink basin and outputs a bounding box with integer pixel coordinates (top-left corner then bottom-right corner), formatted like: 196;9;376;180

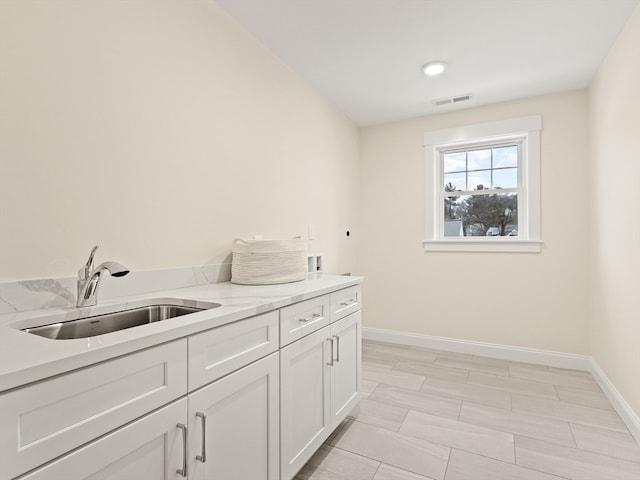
21;299;221;340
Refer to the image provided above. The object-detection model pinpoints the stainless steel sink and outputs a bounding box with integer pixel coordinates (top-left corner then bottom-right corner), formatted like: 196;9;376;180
21;299;221;340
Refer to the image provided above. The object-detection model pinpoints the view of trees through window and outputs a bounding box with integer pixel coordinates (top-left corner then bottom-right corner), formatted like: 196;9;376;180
442;144;519;237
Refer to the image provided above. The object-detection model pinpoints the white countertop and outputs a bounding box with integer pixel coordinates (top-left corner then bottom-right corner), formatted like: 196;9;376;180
0;273;362;392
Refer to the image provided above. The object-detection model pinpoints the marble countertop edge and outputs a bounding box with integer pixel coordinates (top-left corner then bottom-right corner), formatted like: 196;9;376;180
0;273;363;392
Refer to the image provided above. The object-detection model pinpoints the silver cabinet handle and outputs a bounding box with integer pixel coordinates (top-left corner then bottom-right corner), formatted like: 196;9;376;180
196;412;207;463
299;312;321;323
326;337;335;366
334;335;340;362
339;298;356;307
176;423;188;477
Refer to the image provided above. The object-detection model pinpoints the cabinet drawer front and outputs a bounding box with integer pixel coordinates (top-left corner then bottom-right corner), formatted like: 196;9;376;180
188;311;279;390
280;295;331;347
19;398;187;480
0;340;187;480
330;285;362;322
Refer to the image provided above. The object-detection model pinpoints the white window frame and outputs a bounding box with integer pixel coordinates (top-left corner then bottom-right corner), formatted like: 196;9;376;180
424;115;542;253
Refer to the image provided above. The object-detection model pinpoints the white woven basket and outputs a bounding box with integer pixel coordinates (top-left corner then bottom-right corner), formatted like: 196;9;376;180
231;237;308;285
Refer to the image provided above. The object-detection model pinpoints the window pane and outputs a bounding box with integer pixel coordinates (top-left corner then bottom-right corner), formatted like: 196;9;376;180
443;193;518;236
444;196;460;220
467;170;491;191
468;149;491;171
493;168;518;189
493;145;518;168
444;152;466;173
444;172;466;191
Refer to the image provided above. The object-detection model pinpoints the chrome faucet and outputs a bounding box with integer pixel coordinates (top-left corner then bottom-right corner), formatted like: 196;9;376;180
77;246;130;308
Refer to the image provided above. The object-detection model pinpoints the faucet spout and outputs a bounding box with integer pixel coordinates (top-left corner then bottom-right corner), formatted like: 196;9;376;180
96;261;130;278
77;247;129;308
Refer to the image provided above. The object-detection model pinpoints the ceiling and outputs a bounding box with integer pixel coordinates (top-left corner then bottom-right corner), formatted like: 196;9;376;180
215;0;639;126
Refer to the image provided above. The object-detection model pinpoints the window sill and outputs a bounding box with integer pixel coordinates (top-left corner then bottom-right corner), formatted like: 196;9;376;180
423;239;543;253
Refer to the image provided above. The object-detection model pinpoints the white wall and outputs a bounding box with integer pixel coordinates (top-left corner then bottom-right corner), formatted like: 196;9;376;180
588;5;640;417
2;1;637;417
0;0;359;281
358;90;591;355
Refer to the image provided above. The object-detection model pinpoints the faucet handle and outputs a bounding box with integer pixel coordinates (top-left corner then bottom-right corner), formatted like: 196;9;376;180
79;245;99;280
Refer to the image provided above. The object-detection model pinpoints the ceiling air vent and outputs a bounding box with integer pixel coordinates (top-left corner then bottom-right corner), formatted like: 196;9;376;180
434;94;472;106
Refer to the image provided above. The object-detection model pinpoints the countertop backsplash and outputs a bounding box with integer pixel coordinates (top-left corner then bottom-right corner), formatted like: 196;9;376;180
0;263;232;313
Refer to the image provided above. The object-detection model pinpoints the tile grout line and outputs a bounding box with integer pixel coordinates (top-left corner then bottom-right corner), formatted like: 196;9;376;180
329;444;433;480
514;433;640;475
370;460;381;480
567;422;578;449
514;450;574;480
566;422;640;463
455;403;599;450
360;342;636;479
442;447;452;480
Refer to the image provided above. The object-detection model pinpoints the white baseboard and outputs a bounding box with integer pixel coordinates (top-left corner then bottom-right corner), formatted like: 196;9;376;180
362;327;640;444
363;327;592;370
588;360;640;444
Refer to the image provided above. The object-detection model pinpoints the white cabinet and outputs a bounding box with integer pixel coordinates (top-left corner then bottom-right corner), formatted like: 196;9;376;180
19;399;187;480
329;311;361;429
280;326;332;480
1;282;362;480
280;294;362;480
188;352;280;480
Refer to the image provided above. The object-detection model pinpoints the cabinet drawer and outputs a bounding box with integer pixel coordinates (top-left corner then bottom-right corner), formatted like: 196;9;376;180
279;295;331;347
188;311;279;390
18;399;187;480
0;340;187;480
330;285;362;321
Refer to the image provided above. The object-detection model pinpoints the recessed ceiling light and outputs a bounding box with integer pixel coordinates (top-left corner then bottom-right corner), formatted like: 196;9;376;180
423;61;447;76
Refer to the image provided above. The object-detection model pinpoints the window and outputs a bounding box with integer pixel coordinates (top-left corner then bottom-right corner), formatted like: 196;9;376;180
442;142;520;237
424;116;542;252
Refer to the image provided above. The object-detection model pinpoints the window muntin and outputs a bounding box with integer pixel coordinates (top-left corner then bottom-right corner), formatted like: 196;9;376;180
442;143;520;192
440;141;521;238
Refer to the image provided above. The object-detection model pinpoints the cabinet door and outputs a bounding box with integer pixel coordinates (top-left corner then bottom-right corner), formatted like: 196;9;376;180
188;352;279;480
330;311;362;429
280;326;332;480
20;399;187;480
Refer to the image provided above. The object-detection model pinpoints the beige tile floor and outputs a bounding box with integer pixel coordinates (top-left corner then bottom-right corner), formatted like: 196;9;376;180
295;340;640;480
